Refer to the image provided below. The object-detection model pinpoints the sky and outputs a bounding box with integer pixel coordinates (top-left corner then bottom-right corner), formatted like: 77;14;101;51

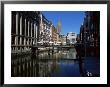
42;11;85;35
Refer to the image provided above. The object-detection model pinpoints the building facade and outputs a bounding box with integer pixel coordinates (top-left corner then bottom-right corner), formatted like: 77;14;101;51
76;34;80;42
11;11;58;53
11;11;40;53
39;13;52;45
67;32;77;45
80;11;100;57
51;25;57;45
58;34;66;45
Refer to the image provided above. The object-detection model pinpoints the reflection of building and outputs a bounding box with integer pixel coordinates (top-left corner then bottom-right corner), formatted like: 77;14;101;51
11;11;40;53
67;32;77;44
38;60;58;77
80;11;100;56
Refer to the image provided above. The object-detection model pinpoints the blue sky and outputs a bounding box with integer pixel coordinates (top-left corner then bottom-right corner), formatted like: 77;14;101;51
42;11;85;35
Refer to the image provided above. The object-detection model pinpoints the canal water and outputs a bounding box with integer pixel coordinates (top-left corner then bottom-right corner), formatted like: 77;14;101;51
11;48;100;77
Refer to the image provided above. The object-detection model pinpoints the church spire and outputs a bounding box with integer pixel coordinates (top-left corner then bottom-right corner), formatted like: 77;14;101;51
57;18;61;34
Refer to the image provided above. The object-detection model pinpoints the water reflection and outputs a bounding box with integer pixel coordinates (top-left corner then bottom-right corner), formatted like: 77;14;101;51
11;48;99;77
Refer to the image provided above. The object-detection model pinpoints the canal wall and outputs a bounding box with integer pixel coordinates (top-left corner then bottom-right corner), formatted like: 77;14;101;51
11;47;59;58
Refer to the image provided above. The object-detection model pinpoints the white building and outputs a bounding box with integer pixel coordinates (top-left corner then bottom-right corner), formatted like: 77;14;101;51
67;32;77;44
39;13;52;45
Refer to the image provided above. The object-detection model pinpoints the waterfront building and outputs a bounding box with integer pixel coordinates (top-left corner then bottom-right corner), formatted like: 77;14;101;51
76;34;80;42
80;11;100;56
11;11;40;53
11;11;57;53
39;13;52;45
51;25;57;45
59;34;67;45
66;32;77;45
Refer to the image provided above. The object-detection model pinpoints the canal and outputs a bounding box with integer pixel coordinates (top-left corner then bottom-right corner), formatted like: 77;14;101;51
11;48;100;77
